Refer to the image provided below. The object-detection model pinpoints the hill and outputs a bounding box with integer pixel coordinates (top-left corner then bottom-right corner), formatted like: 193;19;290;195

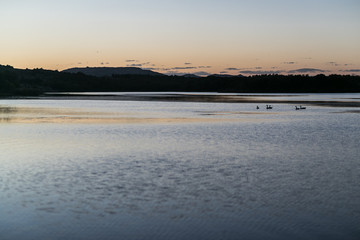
62;67;164;77
1;64;360;96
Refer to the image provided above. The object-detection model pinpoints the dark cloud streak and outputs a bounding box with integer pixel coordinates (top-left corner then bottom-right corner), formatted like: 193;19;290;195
192;71;210;76
239;70;282;75
342;69;360;73
287;68;325;74
172;66;197;70
127;64;143;67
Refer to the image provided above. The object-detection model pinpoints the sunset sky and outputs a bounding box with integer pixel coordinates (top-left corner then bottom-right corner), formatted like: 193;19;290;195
1;0;360;76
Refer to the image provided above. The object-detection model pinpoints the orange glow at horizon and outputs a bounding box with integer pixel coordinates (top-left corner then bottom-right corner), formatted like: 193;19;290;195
1;0;359;76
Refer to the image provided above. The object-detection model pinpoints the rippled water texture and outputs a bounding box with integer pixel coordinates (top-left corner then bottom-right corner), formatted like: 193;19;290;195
1;94;360;239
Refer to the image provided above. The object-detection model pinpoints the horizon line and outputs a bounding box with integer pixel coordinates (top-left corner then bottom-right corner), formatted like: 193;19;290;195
1;64;360;77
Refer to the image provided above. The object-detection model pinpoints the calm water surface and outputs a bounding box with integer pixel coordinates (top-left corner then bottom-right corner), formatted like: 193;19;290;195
1;94;360;239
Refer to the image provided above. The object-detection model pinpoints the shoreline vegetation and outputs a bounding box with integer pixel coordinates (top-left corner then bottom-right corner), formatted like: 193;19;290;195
1;65;360;105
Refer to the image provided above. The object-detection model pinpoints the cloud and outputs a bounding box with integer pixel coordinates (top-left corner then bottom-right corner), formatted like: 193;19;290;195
220;71;228;74
225;68;240;71
283;62;296;64
164;71;189;76
287;68;326;74
193;71;210;76
165;71;210;76
327;62;339;66
184;62;192;65
198;66;212;69
147;67;171;72
239;70;282;75
165;71;180;76
127;64;143;67
342;69;360;73
172;66;197;70
125;59;138;62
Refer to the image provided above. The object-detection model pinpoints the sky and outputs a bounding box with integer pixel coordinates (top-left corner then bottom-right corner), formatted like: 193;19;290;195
1;0;360;76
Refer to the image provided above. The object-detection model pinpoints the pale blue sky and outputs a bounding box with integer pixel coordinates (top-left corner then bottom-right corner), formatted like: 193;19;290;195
1;0;359;75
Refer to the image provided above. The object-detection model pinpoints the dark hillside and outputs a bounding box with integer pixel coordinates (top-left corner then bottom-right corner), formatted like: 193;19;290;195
1;65;360;96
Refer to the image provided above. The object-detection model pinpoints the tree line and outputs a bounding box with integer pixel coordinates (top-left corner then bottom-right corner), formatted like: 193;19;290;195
1;64;360;96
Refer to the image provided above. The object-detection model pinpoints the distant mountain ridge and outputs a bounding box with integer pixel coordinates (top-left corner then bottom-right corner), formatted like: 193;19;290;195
1;64;360;96
62;67;164;77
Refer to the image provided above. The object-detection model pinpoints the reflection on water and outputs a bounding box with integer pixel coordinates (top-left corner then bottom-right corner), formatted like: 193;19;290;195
1;96;360;239
0;101;282;124
45;92;360;104
0;106;17;114
0;106;16;122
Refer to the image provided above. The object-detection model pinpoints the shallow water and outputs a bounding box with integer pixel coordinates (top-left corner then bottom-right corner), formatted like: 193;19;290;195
1;95;360;239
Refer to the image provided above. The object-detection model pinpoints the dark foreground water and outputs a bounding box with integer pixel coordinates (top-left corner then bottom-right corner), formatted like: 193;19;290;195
1;94;360;239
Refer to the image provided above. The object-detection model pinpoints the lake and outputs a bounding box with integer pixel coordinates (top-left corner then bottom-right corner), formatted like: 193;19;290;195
1;93;360;239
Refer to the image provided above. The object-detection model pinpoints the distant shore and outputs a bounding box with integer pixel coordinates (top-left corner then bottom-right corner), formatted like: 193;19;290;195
7;93;359;108
2;65;360;96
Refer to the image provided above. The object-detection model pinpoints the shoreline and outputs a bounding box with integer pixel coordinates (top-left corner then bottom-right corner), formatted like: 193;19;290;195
4;93;360;108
